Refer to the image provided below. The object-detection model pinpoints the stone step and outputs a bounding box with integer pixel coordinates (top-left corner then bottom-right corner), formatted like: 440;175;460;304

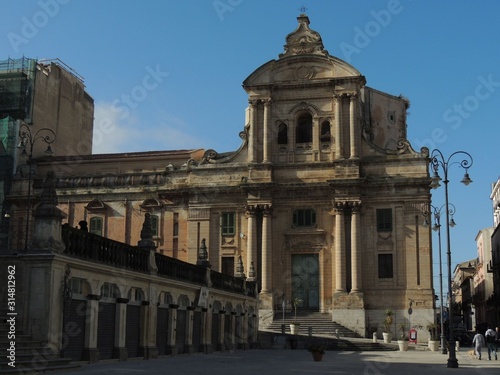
258;331;396;352
0;317;80;374
266;312;360;337
1;362;81;374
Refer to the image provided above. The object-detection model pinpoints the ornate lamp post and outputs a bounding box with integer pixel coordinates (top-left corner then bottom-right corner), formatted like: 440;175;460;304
18;124;56;250
423;203;457;355
429;149;473;368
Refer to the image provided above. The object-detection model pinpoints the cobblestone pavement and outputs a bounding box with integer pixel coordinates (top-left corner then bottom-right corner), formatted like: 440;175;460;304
58;348;500;375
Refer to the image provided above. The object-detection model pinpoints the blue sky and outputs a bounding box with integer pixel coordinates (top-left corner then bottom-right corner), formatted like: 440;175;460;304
3;0;500;298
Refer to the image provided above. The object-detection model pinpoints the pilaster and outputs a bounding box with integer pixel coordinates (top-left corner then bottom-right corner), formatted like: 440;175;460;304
349;93;359;159
113;298;128;361
83;295;100;363
246;205;257;281
334;202;346;293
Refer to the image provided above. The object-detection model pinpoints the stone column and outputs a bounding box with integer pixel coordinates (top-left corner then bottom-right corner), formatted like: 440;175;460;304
83;295;100;363
113;298;128;361
184;307;194;354
312;117;319;153
349;93;358;159
202;308;213;353
166;305;178;355
139;301;158;359
350;202;362;293
334;95;343;159
228;312;237;350
334;203;346;293
263;99;271;163
248;100;257;163
261;205;272;293
246;206;257;281
218;311;225;352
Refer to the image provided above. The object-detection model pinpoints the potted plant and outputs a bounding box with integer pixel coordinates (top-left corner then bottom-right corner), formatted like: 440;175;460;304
307;344;326;362
427;323;439;351
397;322;409;351
289;297;302;334
382;308;394;343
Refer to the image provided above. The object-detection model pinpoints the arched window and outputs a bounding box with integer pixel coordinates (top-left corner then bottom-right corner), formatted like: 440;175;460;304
277;123;288;144
320;121;331;143
296;114;312;143
89;217;103;236
100;282;119;299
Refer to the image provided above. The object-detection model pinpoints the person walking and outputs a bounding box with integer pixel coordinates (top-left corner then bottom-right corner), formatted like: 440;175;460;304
473;330;486;360
485;326;497;360
495;327;500;359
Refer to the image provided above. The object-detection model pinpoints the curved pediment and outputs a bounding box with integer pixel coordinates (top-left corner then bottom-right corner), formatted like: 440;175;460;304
243;55;363;89
85;199;108;212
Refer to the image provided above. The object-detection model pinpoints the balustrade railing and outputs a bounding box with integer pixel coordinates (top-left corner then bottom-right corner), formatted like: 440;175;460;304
62;225;149;273
155;253;206;285
61;225;256;297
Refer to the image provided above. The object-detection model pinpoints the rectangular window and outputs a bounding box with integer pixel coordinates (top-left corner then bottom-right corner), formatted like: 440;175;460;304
172;212;179;258
173;213;179;236
293;209;316;227
89;217;103;236
221;212;235;236
378;254;393;279
150;214;159;237
221;257;235;276
376;208;392;232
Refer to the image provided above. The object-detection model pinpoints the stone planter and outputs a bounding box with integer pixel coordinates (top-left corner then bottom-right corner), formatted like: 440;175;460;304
290;323;300;335
428;340;439;351
398;340;409;351
382;332;392;343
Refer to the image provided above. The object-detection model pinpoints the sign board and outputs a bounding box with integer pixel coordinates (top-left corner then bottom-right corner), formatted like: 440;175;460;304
409;329;417;344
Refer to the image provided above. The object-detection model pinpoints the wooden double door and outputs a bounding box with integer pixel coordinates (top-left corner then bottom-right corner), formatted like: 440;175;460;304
291;254;319;310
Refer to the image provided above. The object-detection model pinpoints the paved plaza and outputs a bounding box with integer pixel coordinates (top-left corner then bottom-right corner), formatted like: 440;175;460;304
58;348;499;375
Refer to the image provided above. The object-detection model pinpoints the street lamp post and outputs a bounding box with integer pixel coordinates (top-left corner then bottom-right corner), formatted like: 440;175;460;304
429;149;473;369
423;203;457;355
18;124;56;251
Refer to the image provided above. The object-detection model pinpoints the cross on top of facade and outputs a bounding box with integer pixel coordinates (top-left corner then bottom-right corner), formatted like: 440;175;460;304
299;5;307;14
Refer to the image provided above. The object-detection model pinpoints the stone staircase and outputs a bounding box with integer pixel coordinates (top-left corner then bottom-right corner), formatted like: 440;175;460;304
0;312;80;374
265;311;360;338
260;311;396;352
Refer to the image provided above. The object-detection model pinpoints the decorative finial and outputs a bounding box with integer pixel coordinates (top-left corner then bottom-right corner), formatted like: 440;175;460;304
138;212;156;250
235;255;246;279
299;5;307;14
197;238;211;267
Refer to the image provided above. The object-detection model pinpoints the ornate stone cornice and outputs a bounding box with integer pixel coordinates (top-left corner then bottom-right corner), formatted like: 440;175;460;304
284;229;326;252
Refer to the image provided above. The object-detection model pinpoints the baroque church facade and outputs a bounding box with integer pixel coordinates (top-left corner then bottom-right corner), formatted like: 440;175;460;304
8;15;435;337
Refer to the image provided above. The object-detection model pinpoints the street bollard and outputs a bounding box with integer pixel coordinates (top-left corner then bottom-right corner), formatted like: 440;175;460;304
455;340;460;352
308;326;313;336
373;332;378;343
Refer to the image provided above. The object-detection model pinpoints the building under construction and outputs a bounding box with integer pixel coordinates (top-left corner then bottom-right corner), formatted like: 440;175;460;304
0;57;94;250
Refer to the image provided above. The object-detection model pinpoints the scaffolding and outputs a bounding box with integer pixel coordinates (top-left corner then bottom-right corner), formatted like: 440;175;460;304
0;57;36;121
